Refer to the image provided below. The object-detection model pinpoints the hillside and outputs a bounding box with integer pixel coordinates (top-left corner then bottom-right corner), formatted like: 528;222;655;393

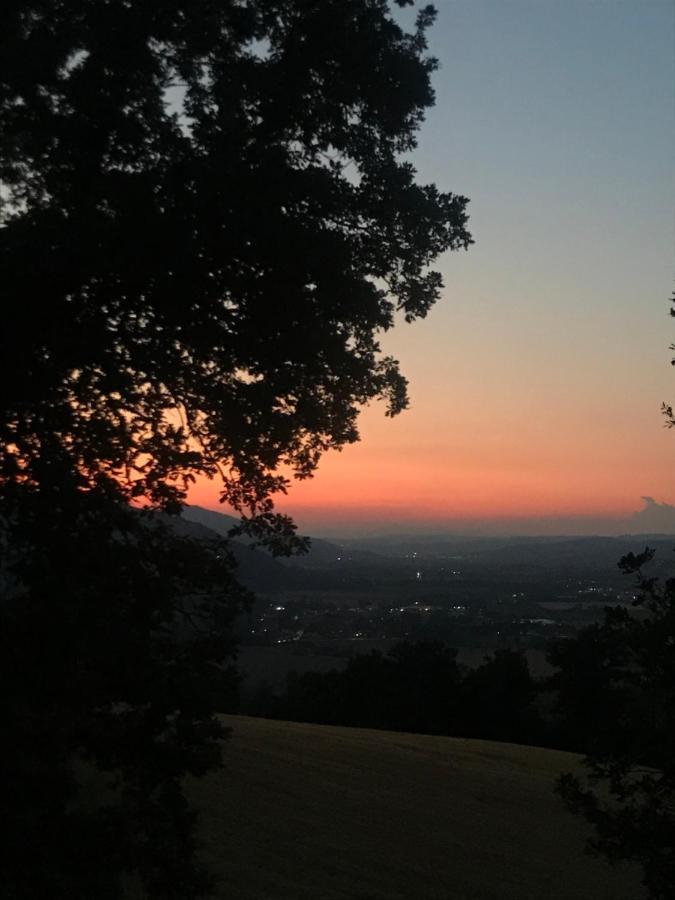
182;504;351;566
189;716;644;900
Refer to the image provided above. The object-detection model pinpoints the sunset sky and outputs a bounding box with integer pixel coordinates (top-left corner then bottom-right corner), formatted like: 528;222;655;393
190;0;674;535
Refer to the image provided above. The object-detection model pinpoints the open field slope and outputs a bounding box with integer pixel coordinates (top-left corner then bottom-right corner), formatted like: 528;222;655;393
189;716;644;900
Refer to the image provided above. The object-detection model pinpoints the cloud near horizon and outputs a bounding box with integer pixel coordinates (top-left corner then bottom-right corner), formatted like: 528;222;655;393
626;497;675;534
286;495;675;537
187;488;675;538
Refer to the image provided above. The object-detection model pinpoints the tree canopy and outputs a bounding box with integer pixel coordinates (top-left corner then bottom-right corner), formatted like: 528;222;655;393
552;293;675;900
1;2;471;896
554;549;675;899
1;0;471;528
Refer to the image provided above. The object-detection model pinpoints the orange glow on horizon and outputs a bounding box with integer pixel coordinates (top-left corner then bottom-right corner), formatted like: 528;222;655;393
186;396;674;527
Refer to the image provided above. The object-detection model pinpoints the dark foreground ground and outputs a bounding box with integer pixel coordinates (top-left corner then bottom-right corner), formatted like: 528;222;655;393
188;716;644;900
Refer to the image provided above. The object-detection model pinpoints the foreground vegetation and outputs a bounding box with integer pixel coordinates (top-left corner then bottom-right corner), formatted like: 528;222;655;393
189;716;643;900
2;2;470;893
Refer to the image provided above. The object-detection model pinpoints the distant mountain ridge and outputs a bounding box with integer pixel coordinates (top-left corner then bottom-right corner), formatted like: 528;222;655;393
176;508;296;592
179;506;366;591
181;505;349;565
305;497;675;540
180;505;240;536
179;504;675;585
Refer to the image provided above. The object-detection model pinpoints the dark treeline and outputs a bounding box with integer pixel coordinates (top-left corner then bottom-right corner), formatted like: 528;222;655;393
240;640;598;752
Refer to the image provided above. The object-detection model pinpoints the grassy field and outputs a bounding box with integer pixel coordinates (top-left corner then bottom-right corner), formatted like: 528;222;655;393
189;716;644;900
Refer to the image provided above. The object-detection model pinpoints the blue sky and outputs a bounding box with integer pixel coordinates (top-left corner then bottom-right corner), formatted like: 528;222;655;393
195;1;675;534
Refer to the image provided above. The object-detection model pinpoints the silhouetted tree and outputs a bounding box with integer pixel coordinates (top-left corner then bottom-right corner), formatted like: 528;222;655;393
547;622;630;753
554;549;675;899
284;643;449;731
459;649;543;744
553;294;675;899
386;640;462;733
1;1;471;895
661;292;675;430
278;641;546;744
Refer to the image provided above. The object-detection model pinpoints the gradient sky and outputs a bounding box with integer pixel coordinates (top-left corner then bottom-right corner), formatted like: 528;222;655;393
189;0;675;535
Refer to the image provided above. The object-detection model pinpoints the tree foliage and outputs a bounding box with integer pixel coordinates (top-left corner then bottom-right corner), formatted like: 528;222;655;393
258;642;545;745
552;294;675;899
661;292;675;430
1;1;471;895
1;0;471;524
553;549;675;899
3;500;245;898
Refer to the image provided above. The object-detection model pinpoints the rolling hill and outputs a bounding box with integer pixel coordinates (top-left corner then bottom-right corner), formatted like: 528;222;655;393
189;716;644;900
181;505;365;567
